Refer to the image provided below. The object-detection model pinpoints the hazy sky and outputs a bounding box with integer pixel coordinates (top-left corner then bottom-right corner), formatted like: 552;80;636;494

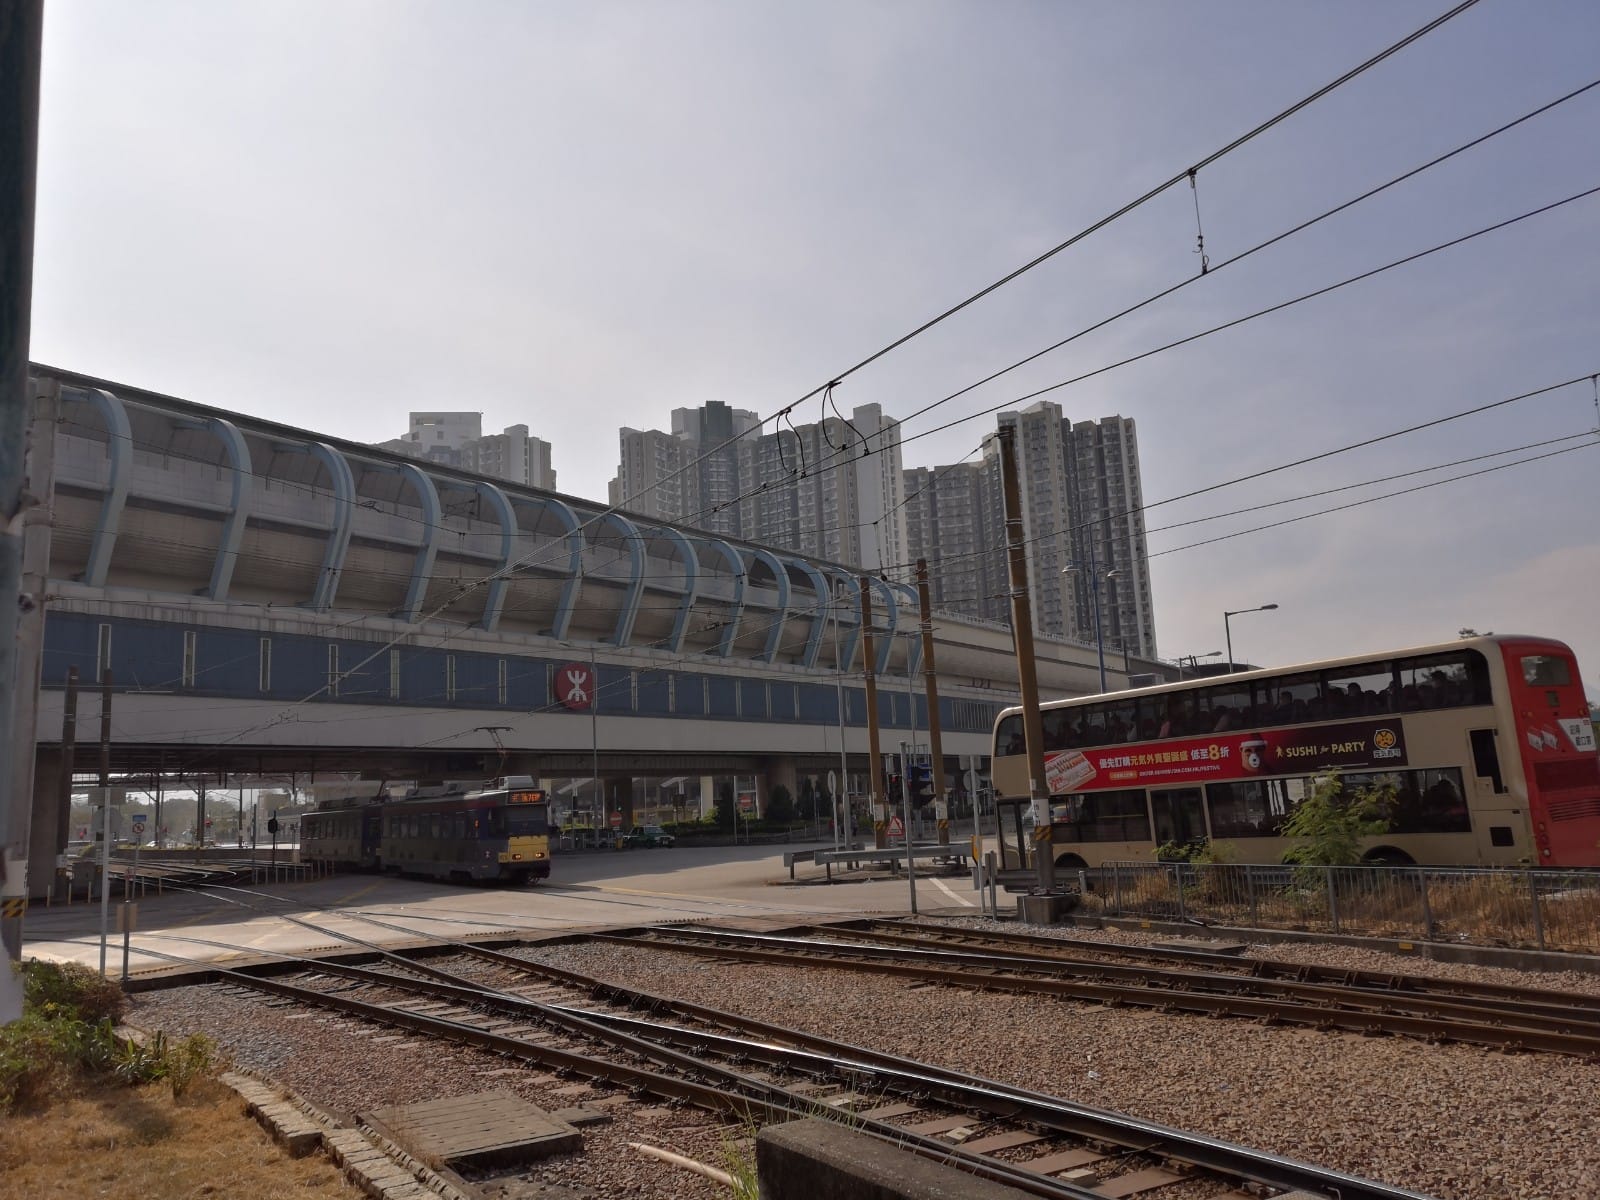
30;1;1600;691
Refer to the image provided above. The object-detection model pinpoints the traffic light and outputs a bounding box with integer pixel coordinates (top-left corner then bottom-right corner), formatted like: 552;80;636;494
909;763;934;808
885;774;902;800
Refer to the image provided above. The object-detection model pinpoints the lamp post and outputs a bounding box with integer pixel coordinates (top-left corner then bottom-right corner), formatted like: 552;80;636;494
1223;604;1278;672
1062;565;1120;693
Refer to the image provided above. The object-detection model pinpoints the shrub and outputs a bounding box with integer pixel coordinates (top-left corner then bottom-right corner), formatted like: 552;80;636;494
0;961;219;1113
23;960;125;1025
1281;772;1392;868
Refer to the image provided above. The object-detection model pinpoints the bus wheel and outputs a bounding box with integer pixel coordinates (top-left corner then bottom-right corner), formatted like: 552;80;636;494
1362;847;1415;867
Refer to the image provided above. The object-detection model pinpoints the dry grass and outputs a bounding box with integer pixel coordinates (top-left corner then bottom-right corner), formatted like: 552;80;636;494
0;1075;363;1200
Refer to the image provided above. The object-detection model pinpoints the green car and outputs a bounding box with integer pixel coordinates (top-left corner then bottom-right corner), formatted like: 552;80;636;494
628;825;675;848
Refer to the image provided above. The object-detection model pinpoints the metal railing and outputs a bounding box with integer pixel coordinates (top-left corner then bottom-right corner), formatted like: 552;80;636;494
1095;860;1600;954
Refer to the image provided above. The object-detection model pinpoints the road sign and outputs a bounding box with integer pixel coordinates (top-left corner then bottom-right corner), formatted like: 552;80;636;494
887;814;904;841
609;811;622;829
556;663;594;710
131;815;146;836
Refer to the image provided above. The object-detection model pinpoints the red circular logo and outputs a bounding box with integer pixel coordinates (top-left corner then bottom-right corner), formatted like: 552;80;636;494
555;663;593;710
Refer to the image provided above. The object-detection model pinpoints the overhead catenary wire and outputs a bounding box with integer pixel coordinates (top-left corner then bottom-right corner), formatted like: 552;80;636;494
593;0;1487;528
609;78;1600;557
871;372;1598;580
34;2;1509;745
45;6;1516;634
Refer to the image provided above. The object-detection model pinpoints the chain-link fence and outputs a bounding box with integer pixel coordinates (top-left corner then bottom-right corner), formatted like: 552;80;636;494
1094;861;1600;954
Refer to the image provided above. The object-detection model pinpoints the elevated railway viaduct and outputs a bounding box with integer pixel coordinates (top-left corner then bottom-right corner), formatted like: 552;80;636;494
8;366;1170;895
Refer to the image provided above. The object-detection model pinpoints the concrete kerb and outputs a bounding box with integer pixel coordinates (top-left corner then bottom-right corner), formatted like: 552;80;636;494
757;1118;1041;1200
216;1067;472;1200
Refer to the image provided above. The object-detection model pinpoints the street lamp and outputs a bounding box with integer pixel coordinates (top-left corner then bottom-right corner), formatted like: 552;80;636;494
1175;651;1223;680
1063;565;1120;693
1223;604;1278;672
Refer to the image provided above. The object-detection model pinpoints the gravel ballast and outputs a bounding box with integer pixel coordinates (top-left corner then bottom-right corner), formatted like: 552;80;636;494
130;920;1600;1200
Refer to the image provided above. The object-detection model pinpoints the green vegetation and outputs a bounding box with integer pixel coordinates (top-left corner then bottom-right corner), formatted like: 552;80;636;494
1;960;218;1112
1281;771;1393;867
765;784;796;825
1154;838;1237;864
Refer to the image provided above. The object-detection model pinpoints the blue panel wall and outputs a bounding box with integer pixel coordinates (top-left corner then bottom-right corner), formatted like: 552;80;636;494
770;683;796;722
116;624;184;692
269;636;325;699
797;683;835;723
739;679;766;721
198;627;263;696
39;614;1006;740
453;654;500;707
597;665;632;714
335;639;388;702
637;671;671;715
41;613;99;685
674;673;705;716
707;676;737;718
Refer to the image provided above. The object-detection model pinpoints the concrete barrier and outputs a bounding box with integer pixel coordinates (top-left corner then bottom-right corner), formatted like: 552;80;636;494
756;1120;1038;1200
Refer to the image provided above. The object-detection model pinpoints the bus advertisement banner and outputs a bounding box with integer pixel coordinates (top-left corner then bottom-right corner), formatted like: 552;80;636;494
1043;718;1408;793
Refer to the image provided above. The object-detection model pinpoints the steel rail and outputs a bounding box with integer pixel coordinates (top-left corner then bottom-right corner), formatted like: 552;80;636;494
212;963;1122;1200
220;952;1434;1200
413;943;1435;1200
868;918;1600;1015
602;928;1600;1058
644;925;1600;1037
826;923;1600;1029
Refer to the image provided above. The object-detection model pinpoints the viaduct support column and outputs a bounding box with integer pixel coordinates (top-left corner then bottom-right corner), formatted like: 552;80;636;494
26;748;61;901
762;758;799;816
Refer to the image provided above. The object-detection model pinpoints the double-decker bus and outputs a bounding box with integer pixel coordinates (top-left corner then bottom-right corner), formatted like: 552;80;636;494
991;635;1598;872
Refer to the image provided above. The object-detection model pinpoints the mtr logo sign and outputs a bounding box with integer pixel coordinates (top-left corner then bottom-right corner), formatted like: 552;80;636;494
556;664;594;711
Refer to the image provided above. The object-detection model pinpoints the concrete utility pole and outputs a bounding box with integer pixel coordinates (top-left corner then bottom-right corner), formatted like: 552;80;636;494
996;425;1055;894
859;576;887;850
54;668;78;899
0;1;44;967
97;672;113;976
915;560;948;847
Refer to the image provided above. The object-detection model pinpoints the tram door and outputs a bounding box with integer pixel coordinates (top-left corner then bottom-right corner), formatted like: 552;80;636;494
1150;788;1206;848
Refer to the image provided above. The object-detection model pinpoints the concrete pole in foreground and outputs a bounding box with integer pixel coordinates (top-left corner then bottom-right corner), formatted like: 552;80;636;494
0;1;44;964
858;577;886;850
996;424;1055;894
915;560;948;846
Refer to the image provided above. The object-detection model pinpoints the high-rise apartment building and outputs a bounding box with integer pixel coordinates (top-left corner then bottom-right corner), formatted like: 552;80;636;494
610;401;908;576
1064;415;1155;661
903;402;1156;659
377;412;557;490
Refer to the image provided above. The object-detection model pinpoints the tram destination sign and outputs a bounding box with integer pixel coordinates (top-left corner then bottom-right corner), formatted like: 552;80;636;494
1043;719;1408;793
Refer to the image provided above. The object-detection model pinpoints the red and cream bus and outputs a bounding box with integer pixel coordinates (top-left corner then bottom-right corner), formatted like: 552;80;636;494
991;635;1599;871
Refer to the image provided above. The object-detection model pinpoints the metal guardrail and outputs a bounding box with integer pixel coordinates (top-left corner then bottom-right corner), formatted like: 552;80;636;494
804;843;973;881
1095;860;1600;954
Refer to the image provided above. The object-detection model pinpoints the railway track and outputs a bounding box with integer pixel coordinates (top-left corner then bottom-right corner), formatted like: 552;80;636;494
595;924;1600;1058
198;941;1432;1200
860;919;1600;1019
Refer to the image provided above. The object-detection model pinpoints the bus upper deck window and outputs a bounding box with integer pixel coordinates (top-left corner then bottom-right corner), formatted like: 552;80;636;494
1521;655;1571;687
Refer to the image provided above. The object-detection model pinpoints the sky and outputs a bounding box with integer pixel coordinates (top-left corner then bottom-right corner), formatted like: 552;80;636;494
29;0;1600;695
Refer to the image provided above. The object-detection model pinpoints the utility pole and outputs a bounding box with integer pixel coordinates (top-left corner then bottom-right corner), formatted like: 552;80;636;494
859;576;887;850
54;668;78;901
915;560;948;847
0;1;45;969
832;592;850;849
97;671;113;975
997;425;1055;894
899;740;918;916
